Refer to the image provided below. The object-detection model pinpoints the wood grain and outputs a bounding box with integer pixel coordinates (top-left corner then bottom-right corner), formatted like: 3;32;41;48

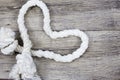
0;0;120;31
0;0;120;80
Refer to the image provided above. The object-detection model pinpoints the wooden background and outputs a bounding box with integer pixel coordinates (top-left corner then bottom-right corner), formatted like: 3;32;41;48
0;0;120;80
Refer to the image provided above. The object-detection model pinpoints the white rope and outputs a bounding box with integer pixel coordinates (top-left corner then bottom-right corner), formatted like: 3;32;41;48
0;0;89;80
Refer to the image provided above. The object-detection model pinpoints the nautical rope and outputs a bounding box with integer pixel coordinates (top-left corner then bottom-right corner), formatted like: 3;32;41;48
0;0;89;80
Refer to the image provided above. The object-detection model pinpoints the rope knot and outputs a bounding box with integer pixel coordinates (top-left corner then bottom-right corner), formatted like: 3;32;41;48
10;53;41;80
0;27;18;55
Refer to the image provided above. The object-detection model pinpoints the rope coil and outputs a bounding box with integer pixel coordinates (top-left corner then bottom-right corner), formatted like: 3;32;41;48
0;0;89;80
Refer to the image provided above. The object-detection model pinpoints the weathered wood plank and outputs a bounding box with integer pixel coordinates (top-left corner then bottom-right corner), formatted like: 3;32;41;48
28;31;120;57
1;9;120;31
0;0;120;31
0;0;119;9
8;31;117;59
0;55;120;80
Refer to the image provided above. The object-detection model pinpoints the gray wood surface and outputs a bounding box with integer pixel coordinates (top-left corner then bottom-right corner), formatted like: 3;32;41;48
0;0;120;80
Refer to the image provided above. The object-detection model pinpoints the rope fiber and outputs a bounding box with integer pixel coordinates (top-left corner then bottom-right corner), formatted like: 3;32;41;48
0;0;89;80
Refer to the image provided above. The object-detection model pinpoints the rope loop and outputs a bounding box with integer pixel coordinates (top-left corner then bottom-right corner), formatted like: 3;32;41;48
0;0;89;79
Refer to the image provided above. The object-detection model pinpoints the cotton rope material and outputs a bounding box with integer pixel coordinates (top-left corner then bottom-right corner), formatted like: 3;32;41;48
0;0;89;80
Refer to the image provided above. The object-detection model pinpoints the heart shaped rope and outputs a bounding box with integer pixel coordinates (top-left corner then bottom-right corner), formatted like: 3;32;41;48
0;0;89;80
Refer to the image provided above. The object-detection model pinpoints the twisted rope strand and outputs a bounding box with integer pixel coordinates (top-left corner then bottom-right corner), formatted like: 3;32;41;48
0;0;89;79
